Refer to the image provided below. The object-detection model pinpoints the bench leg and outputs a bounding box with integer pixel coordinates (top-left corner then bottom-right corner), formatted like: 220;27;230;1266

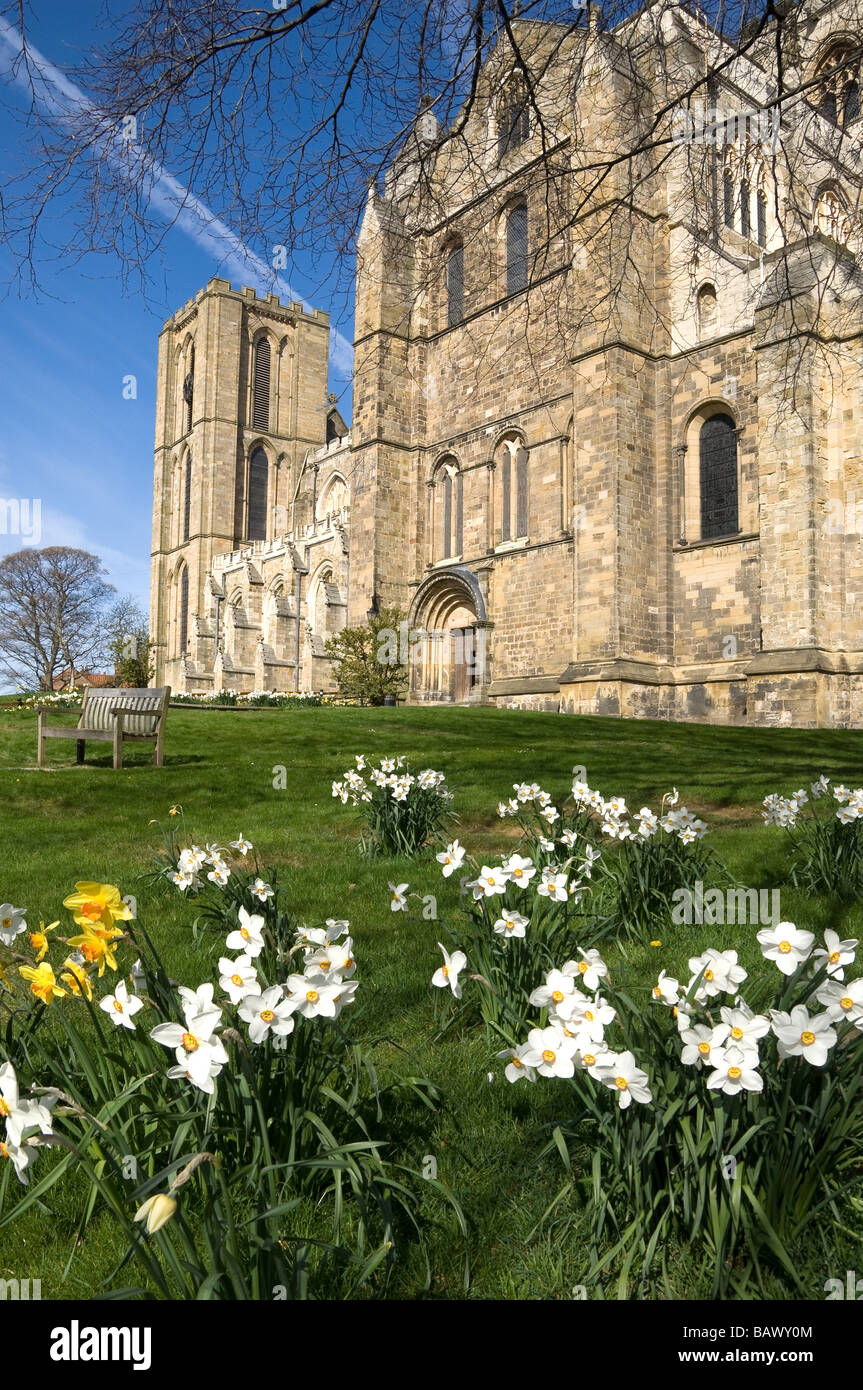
113;728;123;771
37;712;45;768
153;732;164;768
76;740;85;765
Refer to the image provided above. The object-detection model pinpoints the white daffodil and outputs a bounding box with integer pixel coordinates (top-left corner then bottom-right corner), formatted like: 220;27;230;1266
354;754;366;770
812;929;857;980
815;978;863;1025
502;853;536;887
705;1046;763;1096
151;1010;228;1092
522;1026;578;1079
770;1005;838;1066
688;948;747;998
170;869;194;891
431;943;467;999
574;1044;615;1077
0;904;26;946
637;809;658;838
719;1005;770;1052
0;1063;54;1148
304;939;356;979
218;954;259;1004
493;909;529;939
239;986;296;1044
537;869;568;901
207;865;230;887
0;1136;38;1185
496;1043;538;1084
559;829;578;848
251;878;275;903
389;881;409;912
284;974;343;1019
572;780;591;804
225;906;266;957
177;981;219;1022
811;774;830;798
436;840;466;877
474;865;510;897
651;970;680;1005
380;757;396;773
757;922;814;976
230;835;253;855
330;981;359;1018
680;1023;731;1069
595;1051;652;1109
332;781;349;803
571;949;609;993
98;979;144;1031
555;993;615;1042
538;836;556;853
529;968;578;1010
833;784;851;804
179;847;207;873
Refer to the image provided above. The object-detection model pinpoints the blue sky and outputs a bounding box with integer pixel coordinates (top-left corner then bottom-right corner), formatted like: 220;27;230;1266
0;1;356;620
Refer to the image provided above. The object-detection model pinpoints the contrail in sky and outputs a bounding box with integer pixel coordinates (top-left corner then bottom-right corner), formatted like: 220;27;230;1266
0;16;354;376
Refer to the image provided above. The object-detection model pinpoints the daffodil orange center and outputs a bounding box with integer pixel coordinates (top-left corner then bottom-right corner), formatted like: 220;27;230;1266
728;1066;742;1080
731;1027;743;1040
542;1049;556;1064
182;1032;199;1052
698;1041;710;1054
841;997;853;1010
778;941;791;953
615;1077;628;1089
306;990;319;1003
801;1031;815;1045
260;1009;275;1022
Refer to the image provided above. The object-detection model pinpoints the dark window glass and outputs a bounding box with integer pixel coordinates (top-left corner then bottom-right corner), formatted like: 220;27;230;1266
455;471;463;555
501;450;511;541
844;81;860;125
506;203;528;296
723;171;734;228
821;90;838;123
179;568;189;653
700;414;739;540
756;190;767;248
248;448;269;541
516;446;528;537
447;244;464;327
740;181;750;238
183;456;192;542
442;470;452;557
253;339;271;432
498;88;529;159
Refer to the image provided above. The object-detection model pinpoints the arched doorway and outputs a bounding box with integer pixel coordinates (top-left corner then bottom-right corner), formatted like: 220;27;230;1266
410;568;487;703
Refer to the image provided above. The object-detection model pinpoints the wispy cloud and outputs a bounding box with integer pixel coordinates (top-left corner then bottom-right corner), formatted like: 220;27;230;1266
0;17;354;376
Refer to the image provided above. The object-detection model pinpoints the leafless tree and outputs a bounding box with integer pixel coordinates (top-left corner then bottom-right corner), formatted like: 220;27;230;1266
0;547;116;690
0;0;860;412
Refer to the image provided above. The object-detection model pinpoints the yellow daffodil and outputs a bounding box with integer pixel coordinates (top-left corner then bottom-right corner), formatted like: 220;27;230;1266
29;920;59;962
19;962;67;1004
62;882;132;934
60;958;94;1001
66;931;119;977
169;805;181;816
0;963;10;990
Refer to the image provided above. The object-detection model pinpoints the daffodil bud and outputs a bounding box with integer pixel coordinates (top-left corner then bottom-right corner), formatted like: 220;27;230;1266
134;1193;177;1234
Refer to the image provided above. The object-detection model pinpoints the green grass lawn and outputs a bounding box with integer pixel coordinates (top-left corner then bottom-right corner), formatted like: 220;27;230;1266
3;702;863;1299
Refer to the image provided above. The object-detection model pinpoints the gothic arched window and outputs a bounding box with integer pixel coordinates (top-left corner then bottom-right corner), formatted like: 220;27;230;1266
816;45;861;130
248;448;269;541
183;344;195;435
814;186;852;241
723;170;734;228
739;179;751;239
182;455;192;543
499;437;528;542
435;459;463;561
252;338;271;432
699;414;738;540
178;566;189;655
497;79;529;160
506;202;528;296
447;242;464;327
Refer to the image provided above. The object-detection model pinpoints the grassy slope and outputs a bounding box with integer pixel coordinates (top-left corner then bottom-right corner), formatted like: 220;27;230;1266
3;703;863;1299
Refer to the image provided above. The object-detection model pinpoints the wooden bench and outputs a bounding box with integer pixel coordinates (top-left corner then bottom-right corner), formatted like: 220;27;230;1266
37;686;171;770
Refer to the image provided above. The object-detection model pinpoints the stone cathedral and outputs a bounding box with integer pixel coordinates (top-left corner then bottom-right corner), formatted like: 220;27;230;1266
150;1;863;726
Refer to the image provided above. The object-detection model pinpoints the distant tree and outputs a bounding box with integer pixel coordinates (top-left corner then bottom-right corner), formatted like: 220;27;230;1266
0;547;115;691
104;596;153;687
324;606;409;705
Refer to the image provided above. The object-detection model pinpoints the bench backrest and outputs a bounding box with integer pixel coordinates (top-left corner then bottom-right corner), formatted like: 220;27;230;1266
78;687;170;736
